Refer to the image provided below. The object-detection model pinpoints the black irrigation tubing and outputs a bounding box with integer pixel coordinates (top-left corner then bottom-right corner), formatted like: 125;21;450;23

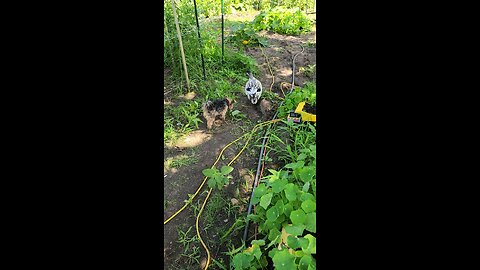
242;45;305;243
192;0;206;80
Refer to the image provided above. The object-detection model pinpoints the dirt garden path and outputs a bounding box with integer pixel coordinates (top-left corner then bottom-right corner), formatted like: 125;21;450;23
163;25;316;270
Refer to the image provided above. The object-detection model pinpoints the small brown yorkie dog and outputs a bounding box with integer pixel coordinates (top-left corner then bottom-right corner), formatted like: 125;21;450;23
202;98;234;130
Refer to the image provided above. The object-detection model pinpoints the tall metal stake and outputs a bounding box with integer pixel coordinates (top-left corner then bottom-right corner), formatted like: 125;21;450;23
221;0;224;64
170;0;190;91
192;0;206;80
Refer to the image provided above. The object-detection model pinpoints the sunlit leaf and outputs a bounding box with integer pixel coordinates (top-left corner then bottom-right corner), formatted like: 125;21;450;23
220;165;234;175
202;168;216;177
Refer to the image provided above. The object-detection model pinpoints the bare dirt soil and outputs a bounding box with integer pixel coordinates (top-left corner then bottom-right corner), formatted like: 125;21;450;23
164;24;316;270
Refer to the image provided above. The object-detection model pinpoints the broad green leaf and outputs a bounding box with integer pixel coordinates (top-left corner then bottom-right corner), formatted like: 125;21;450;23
290;209;307;225
269;177;288;193
207;178;216;189
251;244;262;260
300;192;315;202
275;214;285;225
264;220;276;230
260;192;273;209
305;212;316;233
233;253;254;269
268;228;281;243
252;184;267;205
283;203;294;217
299;254;313;270
272;249;297;270
298;237;309;249
303;234;316;254
284;183;297;202
301;200;316;213
221;165;234;175
251;240;265;246
284;224;305;236
299;166;315;183
275;199;285;215
266;205;279;222
202;168;216;177
286;235;300;249
268;248;280;260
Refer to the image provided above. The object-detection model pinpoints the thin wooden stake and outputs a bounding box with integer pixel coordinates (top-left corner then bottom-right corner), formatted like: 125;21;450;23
170;0;190;91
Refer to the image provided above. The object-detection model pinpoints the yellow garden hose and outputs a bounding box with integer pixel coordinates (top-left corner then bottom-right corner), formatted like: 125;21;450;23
164;119;282;226
195;118;283;270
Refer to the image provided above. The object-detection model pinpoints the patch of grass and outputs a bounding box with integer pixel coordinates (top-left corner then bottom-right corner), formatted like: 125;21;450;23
164;151;199;170
204;191;228;225
171;155;199;168
176;226;200;262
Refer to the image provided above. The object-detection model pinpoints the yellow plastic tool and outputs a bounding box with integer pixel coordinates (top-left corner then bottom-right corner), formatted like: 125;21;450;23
294;101;316;122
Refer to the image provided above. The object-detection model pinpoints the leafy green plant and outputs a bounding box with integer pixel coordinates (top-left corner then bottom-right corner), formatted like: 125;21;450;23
227;22;269;48
278;82;316;118
202;166;234;190
232;80;316;269
251;7;313;35
233;144;317;269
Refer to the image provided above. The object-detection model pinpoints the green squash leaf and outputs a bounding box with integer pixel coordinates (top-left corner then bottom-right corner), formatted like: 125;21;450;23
290;209;307;225
284;224;306;236
284;183;297;202
233;253;254;269
299;254;313;270
305;212;316;233
301;200;316;213
266;205;280;222
299;166;315;183
260;192;273;209
251;240;265;246
272;249;297;270
269;177;288;193
303;234;316;255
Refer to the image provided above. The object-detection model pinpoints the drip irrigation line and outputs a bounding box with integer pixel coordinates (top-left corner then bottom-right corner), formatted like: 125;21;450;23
196;119;283;270
242;44;305;244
